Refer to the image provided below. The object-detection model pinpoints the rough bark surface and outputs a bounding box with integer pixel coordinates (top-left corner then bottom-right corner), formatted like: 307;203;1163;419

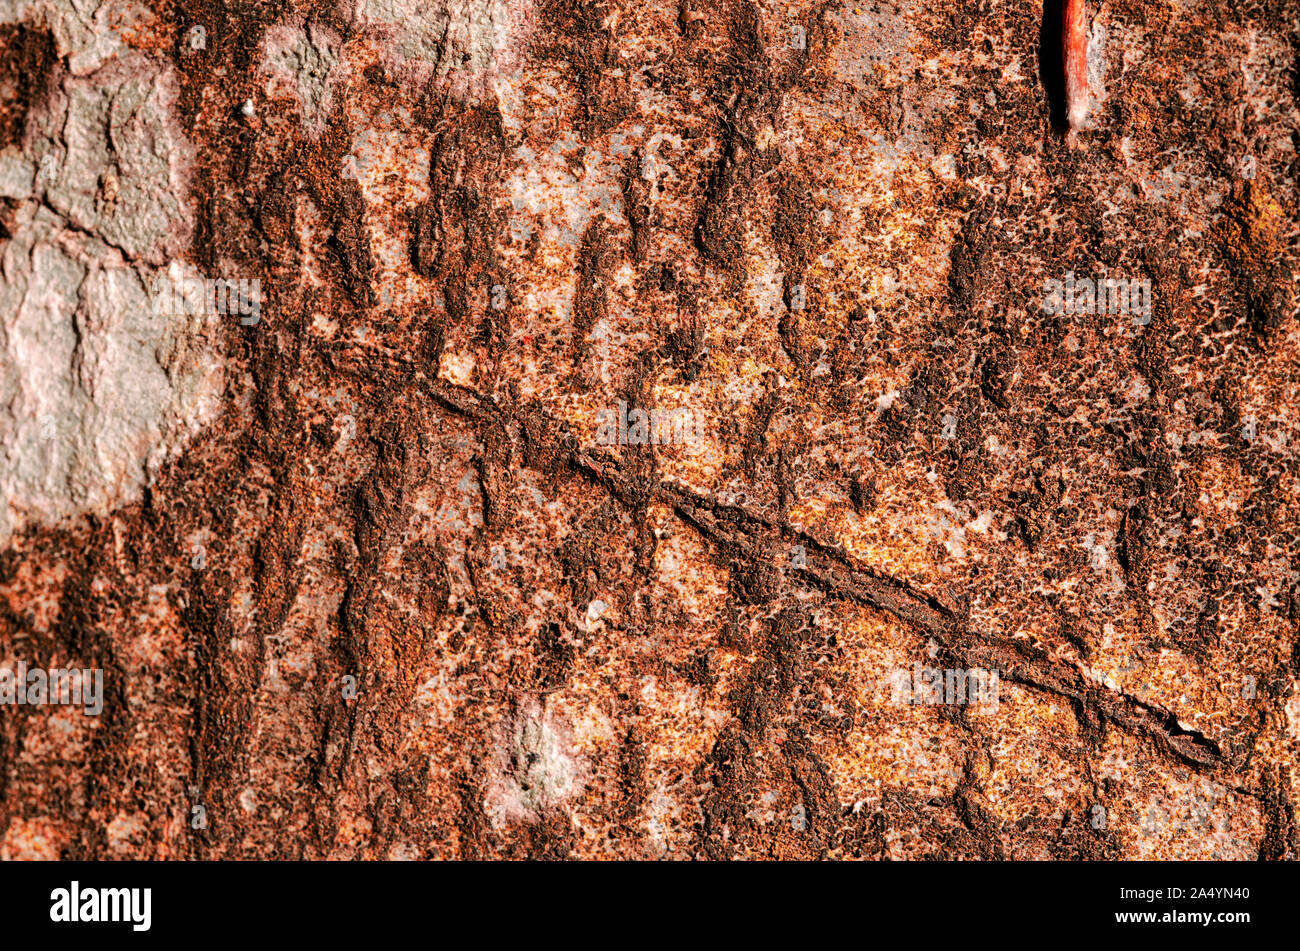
0;0;1298;860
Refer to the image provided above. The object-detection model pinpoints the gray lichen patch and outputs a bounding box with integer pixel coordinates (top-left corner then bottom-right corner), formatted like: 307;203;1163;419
0;148;34;198
0;207;225;546
485;699;585;827
0;44;222;546
346;0;535;101
0;0;134;76
25;53;193;265
260;21;342;136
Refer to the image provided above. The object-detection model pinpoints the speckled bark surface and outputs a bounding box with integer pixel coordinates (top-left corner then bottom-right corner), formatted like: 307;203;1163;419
0;0;1298;860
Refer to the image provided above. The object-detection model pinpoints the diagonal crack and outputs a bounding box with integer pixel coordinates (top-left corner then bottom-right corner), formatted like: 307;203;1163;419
410;374;1247;784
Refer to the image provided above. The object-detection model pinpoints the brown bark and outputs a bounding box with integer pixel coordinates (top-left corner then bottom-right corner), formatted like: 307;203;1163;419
0;0;1297;861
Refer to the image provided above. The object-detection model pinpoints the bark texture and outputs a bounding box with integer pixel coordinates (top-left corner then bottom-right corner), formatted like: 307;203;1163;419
0;0;1298;860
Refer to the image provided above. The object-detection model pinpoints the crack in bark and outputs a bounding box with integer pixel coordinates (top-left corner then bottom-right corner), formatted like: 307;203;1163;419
406;373;1260;791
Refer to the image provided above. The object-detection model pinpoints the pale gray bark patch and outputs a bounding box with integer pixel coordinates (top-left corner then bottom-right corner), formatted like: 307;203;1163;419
260;21;343;136
346;0;535;101
0;44;222;545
